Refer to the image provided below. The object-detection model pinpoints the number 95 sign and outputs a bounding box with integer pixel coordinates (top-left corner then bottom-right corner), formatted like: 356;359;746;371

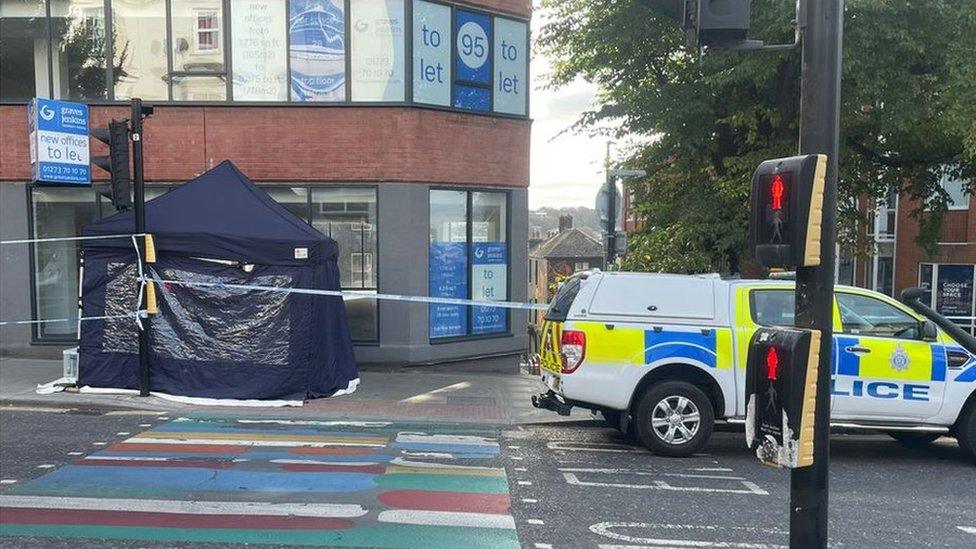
454;10;491;84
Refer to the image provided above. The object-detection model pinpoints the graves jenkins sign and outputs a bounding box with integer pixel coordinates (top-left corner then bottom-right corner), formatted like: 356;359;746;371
28;98;91;185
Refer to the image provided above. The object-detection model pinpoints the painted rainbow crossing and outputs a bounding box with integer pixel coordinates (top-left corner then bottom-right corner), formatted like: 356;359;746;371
0;417;520;548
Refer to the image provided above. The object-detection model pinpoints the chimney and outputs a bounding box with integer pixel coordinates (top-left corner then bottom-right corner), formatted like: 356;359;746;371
558;215;573;232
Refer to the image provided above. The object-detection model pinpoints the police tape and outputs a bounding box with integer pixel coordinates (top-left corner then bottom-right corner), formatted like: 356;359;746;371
151;277;550;311
0;312;144;327
0;233;146;245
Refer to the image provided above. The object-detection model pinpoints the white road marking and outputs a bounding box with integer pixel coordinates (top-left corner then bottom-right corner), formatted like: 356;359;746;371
377;510;515;529
125;437;384;448
527;519;545;525
508;445;521;450
92;442;106;446
0;480;17;485
591;522;786;549
139;423;153;427
66;452;83;456
157;417;170;420
399;382;472;403
518;480;533;486
115;432;130;436
548;441;647;453
36;464;55;469
510;456;524;460
692;468;733;472
0;496;368;517
534;544;553;549
560;469;768;495
399;451;455;458
958;526;976;535
522;498;539;503
389;457;498;471
236;419;391;427
514;467;528;472
394;433;497;446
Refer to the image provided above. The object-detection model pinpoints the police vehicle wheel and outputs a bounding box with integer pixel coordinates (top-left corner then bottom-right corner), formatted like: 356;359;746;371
956;404;976;464
887;432;940;448
634;381;714;457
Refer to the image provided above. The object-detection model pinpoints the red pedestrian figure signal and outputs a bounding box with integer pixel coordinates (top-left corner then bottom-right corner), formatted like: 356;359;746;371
770;174;785;211
766;346;779;381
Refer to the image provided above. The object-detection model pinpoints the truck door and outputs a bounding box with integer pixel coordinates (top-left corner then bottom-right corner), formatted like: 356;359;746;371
831;291;946;422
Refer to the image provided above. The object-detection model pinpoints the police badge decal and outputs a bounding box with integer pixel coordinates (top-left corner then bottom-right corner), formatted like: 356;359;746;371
889;344;911;372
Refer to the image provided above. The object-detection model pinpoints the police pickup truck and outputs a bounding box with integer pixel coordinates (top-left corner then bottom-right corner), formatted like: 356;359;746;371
531;271;976;463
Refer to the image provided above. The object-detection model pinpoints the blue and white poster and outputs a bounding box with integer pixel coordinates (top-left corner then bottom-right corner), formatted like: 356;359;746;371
289;0;346;101
28;98;90;185
492;17;527;115
453;9;491;112
412;0;451;106
471;242;507;334
937;264;975;317
429;241;468;338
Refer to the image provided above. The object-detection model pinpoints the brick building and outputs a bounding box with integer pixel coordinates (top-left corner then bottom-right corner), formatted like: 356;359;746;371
0;0;531;368
528;216;604;321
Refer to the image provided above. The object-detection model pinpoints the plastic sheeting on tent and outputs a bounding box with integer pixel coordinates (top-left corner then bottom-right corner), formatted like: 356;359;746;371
78;160;358;400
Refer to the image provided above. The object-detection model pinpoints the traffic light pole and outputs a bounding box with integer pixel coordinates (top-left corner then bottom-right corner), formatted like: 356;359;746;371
131;98;151;398
791;0;843;547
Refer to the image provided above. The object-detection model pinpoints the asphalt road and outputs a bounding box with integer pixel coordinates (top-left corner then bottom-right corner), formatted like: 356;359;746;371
502;420;976;549
2;408;974;549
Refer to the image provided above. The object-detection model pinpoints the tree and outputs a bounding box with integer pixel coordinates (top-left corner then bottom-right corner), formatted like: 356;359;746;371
538;0;976;274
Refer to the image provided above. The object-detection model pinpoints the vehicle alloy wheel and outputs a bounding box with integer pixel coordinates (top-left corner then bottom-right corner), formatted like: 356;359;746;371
651;395;700;445
634;381;714;457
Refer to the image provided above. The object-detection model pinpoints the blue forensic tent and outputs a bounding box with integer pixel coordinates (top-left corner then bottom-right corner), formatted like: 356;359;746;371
78;161;358;400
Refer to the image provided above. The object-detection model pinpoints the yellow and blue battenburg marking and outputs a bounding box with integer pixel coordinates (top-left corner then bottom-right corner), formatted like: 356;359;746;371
947;346;976;383
831;335;947;381
570;323;733;369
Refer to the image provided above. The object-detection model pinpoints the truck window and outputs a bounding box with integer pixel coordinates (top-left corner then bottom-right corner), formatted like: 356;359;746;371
836;292;921;339
750;289;795;326
545;277;582;322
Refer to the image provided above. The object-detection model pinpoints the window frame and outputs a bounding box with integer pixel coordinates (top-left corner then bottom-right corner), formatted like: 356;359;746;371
918;262;976;335
835;290;924;341
428;186;512;343
0;0;530;119
193;8;221;53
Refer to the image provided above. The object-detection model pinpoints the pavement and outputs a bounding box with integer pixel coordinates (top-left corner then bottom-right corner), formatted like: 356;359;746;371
0;356;584;424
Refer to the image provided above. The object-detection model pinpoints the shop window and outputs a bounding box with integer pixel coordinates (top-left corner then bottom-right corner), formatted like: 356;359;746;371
263;186;309;224
918;263;976;335
30;186;102;341
350;0;405;102
111;0;168;100
289;0;346;102
170;0;225;100
51;0;109;100
941;172;970;210
231;0;287;101
311;187;378;342
0;0;49;100
428;189;509;340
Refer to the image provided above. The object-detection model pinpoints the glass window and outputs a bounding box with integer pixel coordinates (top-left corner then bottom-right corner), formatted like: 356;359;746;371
170;0;226;100
750;289;795;327
574;261;589;272
289;0;346;102
31;186;101;340
312;187;377;341
836;292;920;339
350;0;405;102
50;0;108;100
0;0;49;100
429;190;468;338
837;247;854;286
111;0;168;100
231;0;288;101
263;186;310;222
471;191;507;334
940;172;970;210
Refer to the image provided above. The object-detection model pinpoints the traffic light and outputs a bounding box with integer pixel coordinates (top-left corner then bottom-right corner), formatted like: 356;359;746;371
745;327;821;468
90;120;132;210
748;154;827;269
637;1;751;47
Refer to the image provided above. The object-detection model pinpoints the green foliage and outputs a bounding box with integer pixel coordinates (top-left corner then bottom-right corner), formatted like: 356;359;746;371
538;0;976;274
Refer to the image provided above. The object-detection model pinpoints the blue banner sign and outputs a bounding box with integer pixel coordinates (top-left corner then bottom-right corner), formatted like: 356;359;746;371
429;241;468;338
453;9;491;112
472;242;507;334
28;98;90;185
289;0;346;101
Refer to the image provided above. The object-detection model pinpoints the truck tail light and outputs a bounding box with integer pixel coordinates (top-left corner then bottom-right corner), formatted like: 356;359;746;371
560;329;586;374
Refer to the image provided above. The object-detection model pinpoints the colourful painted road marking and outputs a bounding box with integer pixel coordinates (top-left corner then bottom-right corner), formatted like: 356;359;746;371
0;416;518;548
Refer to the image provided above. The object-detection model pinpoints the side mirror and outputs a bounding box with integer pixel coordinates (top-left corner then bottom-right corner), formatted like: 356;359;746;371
921;320;938;341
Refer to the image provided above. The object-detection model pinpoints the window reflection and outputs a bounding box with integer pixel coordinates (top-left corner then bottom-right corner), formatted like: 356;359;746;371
0;0;49;100
170;0;226;100
112;0;168;99
51;0;109;100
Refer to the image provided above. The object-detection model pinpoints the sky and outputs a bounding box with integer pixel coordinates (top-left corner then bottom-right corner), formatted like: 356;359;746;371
527;4;610;210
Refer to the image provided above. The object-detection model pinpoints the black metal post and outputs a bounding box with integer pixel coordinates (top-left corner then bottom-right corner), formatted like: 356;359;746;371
606;169;617;266
131;98;150;397
792;0;843;547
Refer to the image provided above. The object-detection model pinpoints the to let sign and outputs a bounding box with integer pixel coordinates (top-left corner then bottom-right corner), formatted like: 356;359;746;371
28;98;91;185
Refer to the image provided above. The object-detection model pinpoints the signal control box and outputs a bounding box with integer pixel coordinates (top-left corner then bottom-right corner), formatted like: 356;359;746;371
745;326;821;468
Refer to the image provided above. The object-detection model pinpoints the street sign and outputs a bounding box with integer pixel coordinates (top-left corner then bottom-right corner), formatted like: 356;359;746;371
27;98;91;185
595;181;622;228
745;326;821;468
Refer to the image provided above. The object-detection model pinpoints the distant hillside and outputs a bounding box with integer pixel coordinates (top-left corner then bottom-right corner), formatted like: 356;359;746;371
529;207;600;233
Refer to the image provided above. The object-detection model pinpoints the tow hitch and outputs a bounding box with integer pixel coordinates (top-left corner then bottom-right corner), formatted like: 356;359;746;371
532;391;572;416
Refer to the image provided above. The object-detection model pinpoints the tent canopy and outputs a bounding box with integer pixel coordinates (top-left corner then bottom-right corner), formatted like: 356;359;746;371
84;160;333;265
78;160;357;401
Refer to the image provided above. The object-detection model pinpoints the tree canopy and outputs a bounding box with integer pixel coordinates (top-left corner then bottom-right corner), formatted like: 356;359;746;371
537;0;976;273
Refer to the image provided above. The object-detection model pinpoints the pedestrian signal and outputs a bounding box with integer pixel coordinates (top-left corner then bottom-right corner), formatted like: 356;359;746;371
748;154;826;269
745;327;821;468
